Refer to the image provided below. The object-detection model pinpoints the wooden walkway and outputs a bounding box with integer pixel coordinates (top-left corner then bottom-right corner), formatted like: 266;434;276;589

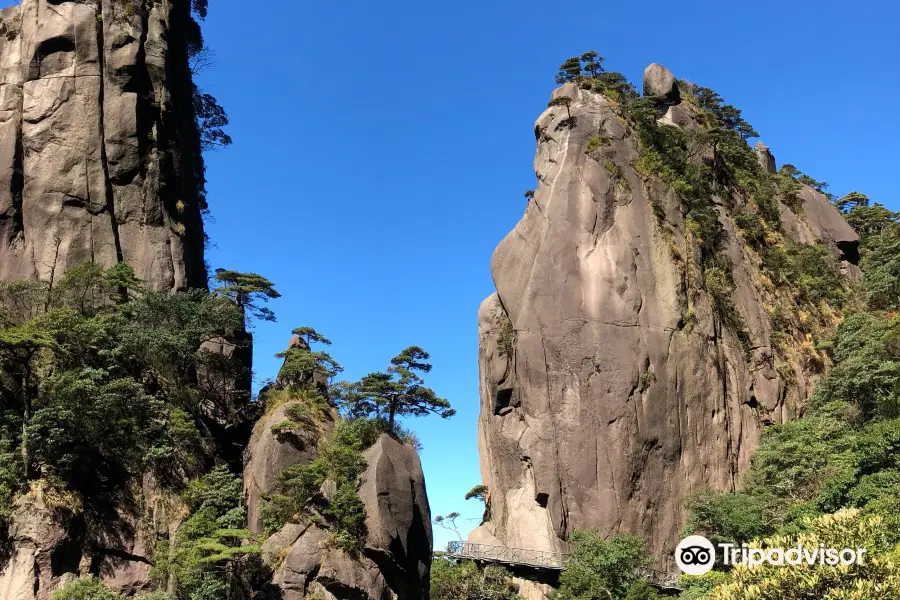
443;541;683;592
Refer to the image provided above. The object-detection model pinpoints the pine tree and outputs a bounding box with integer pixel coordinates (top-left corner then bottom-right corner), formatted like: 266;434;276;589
555;57;583;84
212;269;280;327
337;346;454;429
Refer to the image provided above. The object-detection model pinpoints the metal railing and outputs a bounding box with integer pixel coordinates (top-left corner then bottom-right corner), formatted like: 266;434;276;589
444;541;683;591
446;541;567;569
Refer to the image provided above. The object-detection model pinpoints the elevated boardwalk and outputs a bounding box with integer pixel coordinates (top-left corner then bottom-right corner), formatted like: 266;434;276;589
444;541;683;593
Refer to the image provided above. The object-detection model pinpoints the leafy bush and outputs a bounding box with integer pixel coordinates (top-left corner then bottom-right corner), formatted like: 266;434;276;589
704;510;900;600
685;490;777;546
550;531;657;600
134;593;175;600
152;466;259;600
861;228;900;310
496;311;515;359
762;242;845;306
812;312;900;420
431;559;520;600
51;578;123;600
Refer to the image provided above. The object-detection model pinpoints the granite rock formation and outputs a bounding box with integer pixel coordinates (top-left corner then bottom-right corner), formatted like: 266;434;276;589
471;66;858;566
241;336;433;600
0;0;206;292
754;141;777;174
642;63;680;105
260;435;432;600
0;1;213;597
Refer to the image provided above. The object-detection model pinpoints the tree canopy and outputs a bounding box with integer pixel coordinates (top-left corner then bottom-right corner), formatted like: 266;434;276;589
212;269;280;327
336;346;455;429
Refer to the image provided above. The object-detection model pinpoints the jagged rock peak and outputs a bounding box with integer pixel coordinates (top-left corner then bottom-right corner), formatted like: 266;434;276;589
754;141;777;174
642;62;680;105
0;0;207;292
474;73;858;569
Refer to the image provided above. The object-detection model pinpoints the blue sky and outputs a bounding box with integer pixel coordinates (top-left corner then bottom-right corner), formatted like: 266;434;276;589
3;0;896;550
195;0;899;549
193;0;898;549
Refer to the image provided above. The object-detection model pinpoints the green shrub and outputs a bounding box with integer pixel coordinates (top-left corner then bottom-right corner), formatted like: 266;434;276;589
585;135;609;154
134;593;175;600
685;490;777;546
550;531;655;600
496;312;515;359
431;559;520;600
733;209;765;247
51;578;122;600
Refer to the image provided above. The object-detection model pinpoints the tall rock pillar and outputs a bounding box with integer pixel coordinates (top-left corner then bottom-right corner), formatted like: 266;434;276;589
0;0;206;291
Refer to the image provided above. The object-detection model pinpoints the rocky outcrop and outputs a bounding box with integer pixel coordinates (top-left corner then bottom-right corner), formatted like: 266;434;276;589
642;63;680;105
0;480;178;600
754;141;776;174
243;398;336;534
474;72;856;566
0;494;71;600
0;0;206;292
261;434;432;600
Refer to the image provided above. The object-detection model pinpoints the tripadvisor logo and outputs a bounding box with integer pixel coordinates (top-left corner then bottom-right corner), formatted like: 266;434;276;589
674;535;867;575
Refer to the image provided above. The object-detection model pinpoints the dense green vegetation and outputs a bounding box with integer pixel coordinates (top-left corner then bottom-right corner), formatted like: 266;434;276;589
51;577;172;600
152;466;269;599
550;532;660;600
431;559;521;600
682;200;900;597
0;264;274;599
0;263;247;520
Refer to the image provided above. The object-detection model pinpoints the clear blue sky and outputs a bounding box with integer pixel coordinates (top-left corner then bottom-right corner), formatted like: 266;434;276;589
3;0;895;550
195;0;899;549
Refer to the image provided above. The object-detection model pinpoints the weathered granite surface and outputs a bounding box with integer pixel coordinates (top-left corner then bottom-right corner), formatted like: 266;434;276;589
473;69;858;566
0;0;206;292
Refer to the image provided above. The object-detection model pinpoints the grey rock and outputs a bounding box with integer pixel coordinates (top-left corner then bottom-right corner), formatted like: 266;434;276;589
0;494;69;600
754;141;777;174
642;63;680;105
0;0;206;292
243;398;336;534
475;83;847;568
268;434;432;600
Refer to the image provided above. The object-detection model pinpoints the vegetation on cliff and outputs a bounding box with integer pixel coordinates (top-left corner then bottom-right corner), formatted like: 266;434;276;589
682;198;900;598
0;264;247;519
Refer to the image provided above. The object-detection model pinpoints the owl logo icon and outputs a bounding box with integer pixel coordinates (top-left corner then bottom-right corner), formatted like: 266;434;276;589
675;535;716;575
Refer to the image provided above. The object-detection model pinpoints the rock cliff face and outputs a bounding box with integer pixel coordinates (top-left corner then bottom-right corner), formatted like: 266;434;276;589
0;1;211;597
0;0;206;292
472;67;858;564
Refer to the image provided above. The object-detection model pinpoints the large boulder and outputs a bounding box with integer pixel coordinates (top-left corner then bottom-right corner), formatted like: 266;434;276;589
264;434;432;600
642;63;680;105
0;494;71;600
0;483;182;600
